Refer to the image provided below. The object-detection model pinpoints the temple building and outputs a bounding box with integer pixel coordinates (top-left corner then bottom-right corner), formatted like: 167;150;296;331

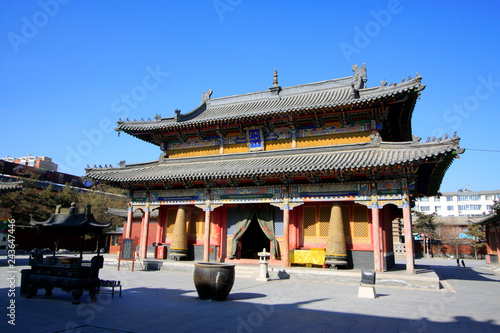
86;65;464;273
478;206;500;267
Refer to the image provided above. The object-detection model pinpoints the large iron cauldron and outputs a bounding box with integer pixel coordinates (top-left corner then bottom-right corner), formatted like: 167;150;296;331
193;263;235;301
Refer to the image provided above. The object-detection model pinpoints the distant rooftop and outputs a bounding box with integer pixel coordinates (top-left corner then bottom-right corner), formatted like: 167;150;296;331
438;189;500;196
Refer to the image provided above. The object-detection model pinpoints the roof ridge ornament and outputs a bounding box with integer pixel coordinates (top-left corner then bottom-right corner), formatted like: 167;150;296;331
269;68;281;100
352;63;367;89
201;89;213;103
369;132;382;146
411;135;422;146
159;152;168;161
350;63;367;99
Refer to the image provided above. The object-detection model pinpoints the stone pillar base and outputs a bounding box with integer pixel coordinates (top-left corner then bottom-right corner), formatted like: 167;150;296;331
325;257;348;269
170;248;188;261
358;285;377;299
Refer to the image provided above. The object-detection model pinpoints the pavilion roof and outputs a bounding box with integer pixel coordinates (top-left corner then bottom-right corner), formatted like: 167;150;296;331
477;212;500;226
0;180;23;192
86;135;463;196
31;206;110;231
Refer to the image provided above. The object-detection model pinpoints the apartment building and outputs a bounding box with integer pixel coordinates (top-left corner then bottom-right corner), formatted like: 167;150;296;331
2;154;58;172
414;189;500;217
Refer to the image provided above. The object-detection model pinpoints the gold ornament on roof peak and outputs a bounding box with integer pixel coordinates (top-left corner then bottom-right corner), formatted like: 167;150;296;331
273;69;278;87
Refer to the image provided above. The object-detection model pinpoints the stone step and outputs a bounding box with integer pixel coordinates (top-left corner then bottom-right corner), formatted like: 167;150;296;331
234;265;258;279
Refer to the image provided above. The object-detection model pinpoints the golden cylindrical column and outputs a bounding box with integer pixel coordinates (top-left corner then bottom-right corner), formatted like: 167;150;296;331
170;206;188;257
325;202;347;263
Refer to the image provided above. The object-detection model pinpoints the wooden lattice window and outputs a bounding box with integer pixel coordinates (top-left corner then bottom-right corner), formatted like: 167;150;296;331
342;205;351;238
166;207;207;237
353;205;369;238
303;206;317;237
319;206;331;237
189;208;203;236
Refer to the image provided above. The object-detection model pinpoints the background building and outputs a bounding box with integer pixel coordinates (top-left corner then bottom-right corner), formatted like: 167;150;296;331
2;155;58;172
414;189;500;217
0;159;90;189
478;211;500;266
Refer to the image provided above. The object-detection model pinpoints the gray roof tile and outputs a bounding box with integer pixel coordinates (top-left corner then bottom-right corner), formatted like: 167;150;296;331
117;75;424;132
0;181;23;192
86;138;461;183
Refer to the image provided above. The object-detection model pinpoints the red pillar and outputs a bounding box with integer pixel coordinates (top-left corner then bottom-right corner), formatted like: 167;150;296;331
289;209;298;250
372;206;381;271
125;205;133;238
379;214;385;272
156;208;163;244
139;207;150;259
203;208;211;262
379;206;389;271
496;228;500;265
283;204;290;266
214;223;221;261
403;204;415;274
219;207;227;261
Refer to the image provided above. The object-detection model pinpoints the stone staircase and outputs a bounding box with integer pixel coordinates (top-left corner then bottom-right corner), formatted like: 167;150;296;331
234;264;258;279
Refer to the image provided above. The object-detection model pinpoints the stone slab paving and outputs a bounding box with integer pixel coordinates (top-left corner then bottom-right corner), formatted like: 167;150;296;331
1;257;499;332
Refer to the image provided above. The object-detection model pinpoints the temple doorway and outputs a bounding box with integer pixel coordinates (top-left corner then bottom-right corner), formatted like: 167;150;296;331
240;215;270;259
227;204;280;260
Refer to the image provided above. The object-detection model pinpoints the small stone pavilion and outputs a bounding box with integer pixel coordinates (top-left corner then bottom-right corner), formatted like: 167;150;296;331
86;65;464;273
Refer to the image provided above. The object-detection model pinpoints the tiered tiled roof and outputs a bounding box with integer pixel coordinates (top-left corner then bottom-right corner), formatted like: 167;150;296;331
116;70;424;143
87;136;463;195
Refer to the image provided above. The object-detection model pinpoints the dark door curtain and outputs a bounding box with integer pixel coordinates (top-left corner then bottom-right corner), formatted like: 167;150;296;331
228;204;280;259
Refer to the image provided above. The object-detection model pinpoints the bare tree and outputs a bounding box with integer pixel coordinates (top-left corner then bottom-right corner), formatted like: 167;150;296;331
439;217;463;259
465;222;485;260
413;211;440;258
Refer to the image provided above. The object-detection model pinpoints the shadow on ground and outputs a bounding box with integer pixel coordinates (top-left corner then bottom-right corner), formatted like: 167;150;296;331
3;284;499;333
389;261;498;283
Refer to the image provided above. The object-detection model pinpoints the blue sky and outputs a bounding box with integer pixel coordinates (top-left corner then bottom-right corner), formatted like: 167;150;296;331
1;0;499;192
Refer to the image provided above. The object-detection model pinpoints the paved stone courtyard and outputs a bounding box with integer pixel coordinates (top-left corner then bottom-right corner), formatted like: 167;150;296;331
2;257;499;332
